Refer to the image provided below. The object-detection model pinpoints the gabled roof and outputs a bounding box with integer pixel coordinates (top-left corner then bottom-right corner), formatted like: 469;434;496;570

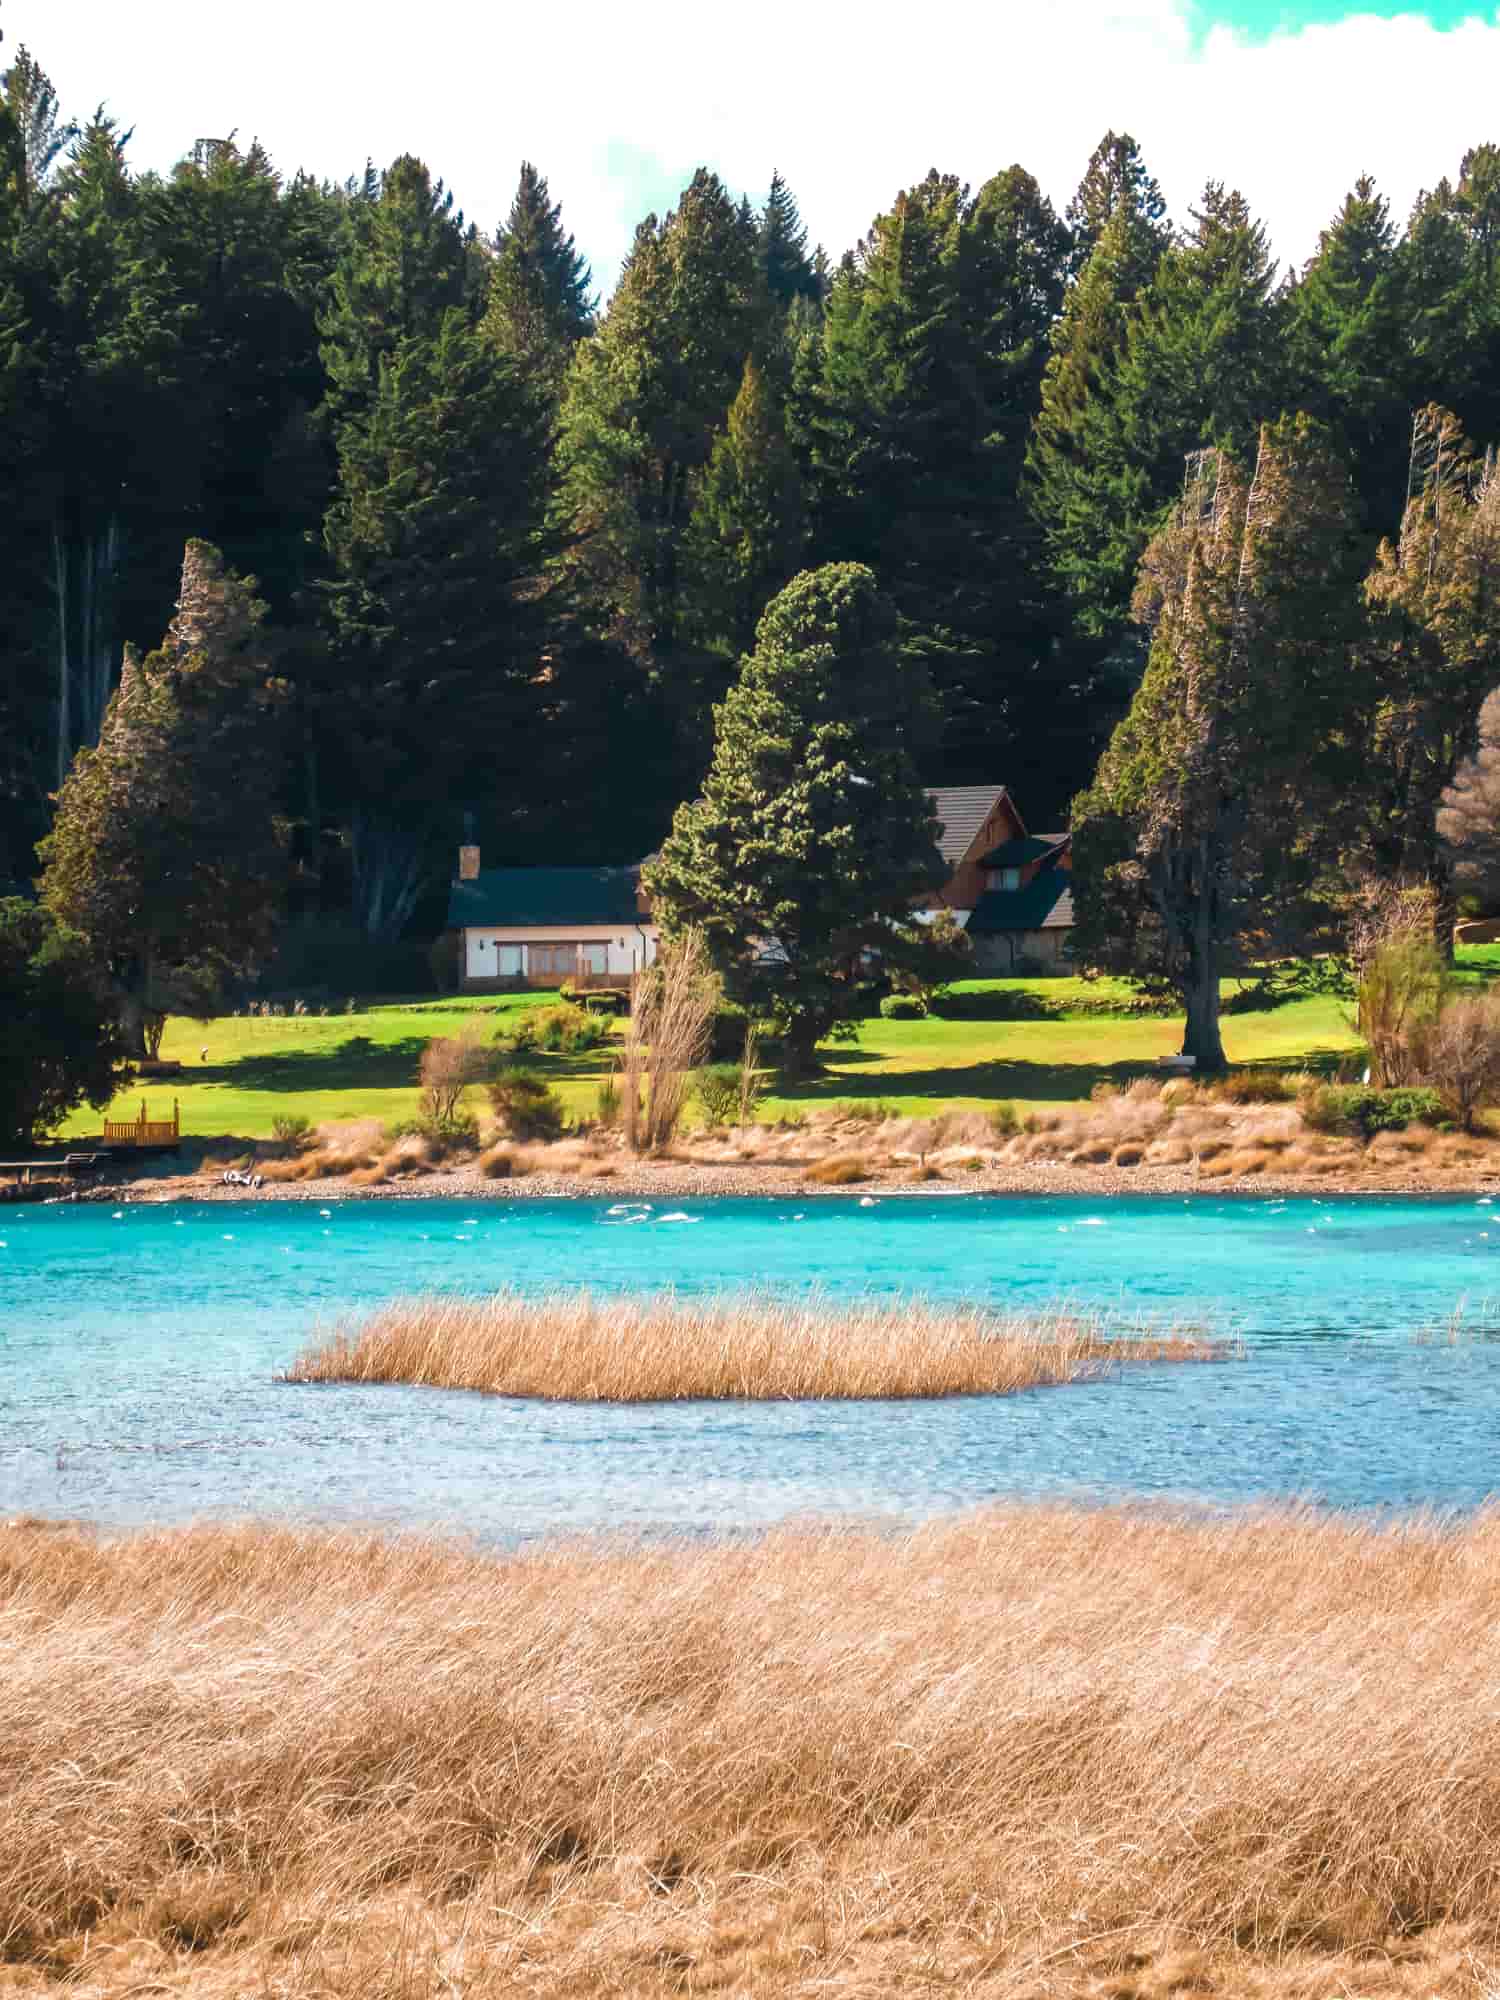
927;786;1020;867
977;834;1070;870
448;866;646;930
967;872;1074;935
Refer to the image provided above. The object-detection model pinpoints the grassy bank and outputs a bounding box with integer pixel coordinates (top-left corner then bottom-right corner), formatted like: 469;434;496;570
59;978;1369;1141
5;1507;1500;1996
288;1291;1224;1401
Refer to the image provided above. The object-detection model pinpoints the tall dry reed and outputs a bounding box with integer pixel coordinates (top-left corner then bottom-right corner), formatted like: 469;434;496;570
4;1507;1500;1997
621;928;719;1153
286;1290;1223;1402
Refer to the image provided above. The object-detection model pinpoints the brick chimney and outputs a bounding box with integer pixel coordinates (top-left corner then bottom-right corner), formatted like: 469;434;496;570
458;843;480;882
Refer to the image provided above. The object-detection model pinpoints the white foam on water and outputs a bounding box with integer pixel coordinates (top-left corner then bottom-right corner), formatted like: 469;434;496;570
462;1218;478;1225
658;1212;700;1223
318;1208;332;1218
1078;1217;1106;1226
606;1203;651;1216
222;1234;235;1241
112;1211;123;1220
859;1196;878;1207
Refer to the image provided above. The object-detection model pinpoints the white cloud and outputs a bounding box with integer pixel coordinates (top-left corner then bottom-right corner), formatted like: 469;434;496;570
11;0;1500;294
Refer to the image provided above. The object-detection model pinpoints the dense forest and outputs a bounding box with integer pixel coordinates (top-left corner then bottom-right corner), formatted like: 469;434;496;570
5;24;1500;995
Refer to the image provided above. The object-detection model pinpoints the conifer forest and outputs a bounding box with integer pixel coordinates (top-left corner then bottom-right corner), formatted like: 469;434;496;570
6;22;1500;1000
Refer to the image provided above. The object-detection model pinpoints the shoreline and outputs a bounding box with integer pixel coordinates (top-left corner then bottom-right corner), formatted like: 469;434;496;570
40;1154;1500;1205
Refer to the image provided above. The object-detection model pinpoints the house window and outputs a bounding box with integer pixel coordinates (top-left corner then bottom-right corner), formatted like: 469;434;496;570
495;944;523;976
528;942;578;978
580;943;609;975
991;867;1021;891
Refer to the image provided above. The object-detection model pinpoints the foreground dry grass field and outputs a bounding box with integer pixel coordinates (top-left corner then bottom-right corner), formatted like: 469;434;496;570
5;1507;1500;1998
288;1292;1224;1401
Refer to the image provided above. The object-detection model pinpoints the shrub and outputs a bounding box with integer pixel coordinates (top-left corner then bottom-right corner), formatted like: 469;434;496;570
476;1145;513;1179
595;1078;622;1127
1212;1070;1294;1104
988;1102;1019;1139
1298;1084;1446;1140
270;1113;314;1149
835;1099;896;1124
418;1025;492;1127
879;994;926;1020
488;1066;565;1142
694;1063;743;1127
533;1003;610;1055
1426;994;1500;1132
385;1114;479;1153
805;1154;871;1185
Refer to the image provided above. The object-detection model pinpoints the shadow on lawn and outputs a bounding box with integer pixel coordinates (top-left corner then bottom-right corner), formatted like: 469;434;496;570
782;1043;1355;1105
197;1035;609;1097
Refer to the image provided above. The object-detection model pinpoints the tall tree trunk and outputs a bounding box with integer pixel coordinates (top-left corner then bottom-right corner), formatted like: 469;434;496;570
79;516;120;750
350;808;431;942
1181;842;1226;1071
51;525;71;792
118;988;149;1062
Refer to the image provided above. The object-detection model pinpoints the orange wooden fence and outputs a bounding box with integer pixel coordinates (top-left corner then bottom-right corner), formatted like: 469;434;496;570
103;1099;181;1147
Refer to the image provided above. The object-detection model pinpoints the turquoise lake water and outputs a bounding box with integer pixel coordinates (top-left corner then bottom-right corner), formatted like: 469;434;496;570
3;1192;1500;1536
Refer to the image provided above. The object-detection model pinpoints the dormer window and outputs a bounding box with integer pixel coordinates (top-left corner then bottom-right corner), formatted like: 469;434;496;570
991;867;1021;891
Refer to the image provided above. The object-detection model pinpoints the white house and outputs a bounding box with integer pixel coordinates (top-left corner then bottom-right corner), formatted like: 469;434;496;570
447;845;658;993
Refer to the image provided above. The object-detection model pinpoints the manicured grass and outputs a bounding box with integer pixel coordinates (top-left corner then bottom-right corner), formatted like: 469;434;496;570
69;963;1466;1141
61;982;1362;1141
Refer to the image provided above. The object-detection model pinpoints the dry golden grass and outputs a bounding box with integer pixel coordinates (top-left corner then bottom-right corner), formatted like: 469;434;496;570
6;1506;1500;1998
285;1290;1224;1403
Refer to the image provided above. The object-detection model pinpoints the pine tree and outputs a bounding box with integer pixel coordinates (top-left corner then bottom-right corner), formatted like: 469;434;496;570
558;167;762;657
318;154;469;437
799;167;1071;793
681;356;806;654
644;564;944;1076
1287;176;1407;530
1031;183;1284;642
758;170;820;310
1071;418;1363;1070
1;42;75;198
1063;128;1168;277
1352;406;1500;939
319;311;554;937
484;161;593;393
39;542;288;1054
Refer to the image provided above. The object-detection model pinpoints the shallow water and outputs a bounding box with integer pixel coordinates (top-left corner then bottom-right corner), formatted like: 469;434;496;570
3;1192;1500;1536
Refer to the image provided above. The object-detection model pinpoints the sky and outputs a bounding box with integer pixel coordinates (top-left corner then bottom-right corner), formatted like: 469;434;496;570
8;0;1500;300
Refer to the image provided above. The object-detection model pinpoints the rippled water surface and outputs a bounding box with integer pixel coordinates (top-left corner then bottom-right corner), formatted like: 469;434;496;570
3;1192;1500;1535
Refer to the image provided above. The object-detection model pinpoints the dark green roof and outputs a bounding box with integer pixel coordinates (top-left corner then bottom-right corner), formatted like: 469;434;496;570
977;834;1069;869
448;867;645;930
968;872;1074;934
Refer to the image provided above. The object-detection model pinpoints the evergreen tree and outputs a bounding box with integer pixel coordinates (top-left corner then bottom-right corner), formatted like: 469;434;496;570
558;167;762;658
1;42;75;197
484;160;593;392
645;564;944;1076
1063;128;1168;277
800;167;1072;795
0;897;126;1148
758;170;820;310
1031;183;1284;642
1071;418;1363;1070
1351;406;1500;939
681;356;806;654
319;311;554;937
318;154;468;437
1287;176;1407;530
39;542;288;1054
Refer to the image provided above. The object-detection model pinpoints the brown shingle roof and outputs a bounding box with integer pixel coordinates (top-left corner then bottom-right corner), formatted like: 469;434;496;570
927;786;1018;867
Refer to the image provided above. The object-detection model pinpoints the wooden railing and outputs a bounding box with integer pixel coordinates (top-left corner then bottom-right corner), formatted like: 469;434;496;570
104;1099;181;1147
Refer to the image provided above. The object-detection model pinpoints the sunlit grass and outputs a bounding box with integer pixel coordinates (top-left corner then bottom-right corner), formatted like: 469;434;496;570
4;1506;1500;1996
286;1289;1227;1402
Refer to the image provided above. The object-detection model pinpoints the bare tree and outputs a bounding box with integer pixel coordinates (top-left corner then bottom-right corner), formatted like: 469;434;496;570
419;1023;492;1128
1440;686;1500;911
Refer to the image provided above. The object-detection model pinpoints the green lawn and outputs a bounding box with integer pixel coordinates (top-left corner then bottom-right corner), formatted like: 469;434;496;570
61;976;1374;1142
